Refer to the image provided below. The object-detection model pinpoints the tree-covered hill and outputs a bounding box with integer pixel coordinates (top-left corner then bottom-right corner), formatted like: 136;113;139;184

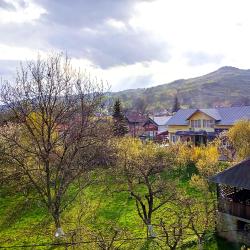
111;66;250;112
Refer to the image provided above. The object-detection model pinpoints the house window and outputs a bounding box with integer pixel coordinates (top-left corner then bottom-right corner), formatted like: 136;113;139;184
203;120;215;128
190;120;201;128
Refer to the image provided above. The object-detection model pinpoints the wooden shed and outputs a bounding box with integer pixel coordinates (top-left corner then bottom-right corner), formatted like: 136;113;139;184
210;158;250;245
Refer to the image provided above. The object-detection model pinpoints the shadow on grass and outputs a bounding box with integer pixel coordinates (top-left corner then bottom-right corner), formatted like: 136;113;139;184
210;235;242;250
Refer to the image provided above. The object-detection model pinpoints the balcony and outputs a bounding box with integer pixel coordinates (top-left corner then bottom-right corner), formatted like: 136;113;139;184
218;189;250;220
218;198;250;220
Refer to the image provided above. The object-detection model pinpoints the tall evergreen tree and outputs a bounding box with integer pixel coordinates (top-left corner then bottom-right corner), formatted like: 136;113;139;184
112;99;128;136
172;95;181;113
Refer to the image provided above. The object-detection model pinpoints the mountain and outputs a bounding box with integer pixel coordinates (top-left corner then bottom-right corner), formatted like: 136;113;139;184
111;66;250;112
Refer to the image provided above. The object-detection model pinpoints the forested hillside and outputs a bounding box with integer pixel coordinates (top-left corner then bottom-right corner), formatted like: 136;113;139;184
111;66;250;112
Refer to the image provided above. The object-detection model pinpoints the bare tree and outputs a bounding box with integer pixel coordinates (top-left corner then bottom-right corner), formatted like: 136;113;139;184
0;54;111;236
157;199;192;250
187;196;215;250
116;138;176;238
90;224;128;250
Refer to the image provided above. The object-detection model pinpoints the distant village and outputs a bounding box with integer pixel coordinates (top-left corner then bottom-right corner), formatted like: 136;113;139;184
125;105;250;145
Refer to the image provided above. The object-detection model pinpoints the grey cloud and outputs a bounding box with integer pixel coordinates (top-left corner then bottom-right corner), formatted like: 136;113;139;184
0;0;15;10
37;0;146;28
0;0;169;70
0;0;26;10
36;0;170;68
0;21;169;68
47;23;170;68
186;51;224;66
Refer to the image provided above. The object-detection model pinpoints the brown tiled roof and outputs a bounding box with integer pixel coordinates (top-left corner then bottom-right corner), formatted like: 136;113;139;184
125;112;147;123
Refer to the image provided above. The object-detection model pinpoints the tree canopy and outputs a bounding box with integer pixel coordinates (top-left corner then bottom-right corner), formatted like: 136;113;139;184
112;99;128;137
228;119;250;160
0;53;111;236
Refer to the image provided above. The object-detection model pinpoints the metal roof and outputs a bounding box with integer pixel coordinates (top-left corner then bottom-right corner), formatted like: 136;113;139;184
166;106;250;126
166;109;197;125
216;106;250;125
199;108;221;120
151;116;172;126
210;158;250;190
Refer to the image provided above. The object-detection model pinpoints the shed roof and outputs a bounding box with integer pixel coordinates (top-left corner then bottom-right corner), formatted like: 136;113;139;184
210;158;250;190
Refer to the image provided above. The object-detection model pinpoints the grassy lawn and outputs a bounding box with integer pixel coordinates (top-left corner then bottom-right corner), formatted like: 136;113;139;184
0;171;245;249
0;191;53;248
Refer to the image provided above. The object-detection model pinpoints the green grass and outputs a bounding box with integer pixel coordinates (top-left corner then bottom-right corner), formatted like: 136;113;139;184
0;191;53;247
0;171;243;249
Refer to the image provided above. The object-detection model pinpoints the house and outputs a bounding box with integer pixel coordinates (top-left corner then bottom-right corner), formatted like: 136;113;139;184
125;112;148;137
210;158;250;246
143;116;172;140
167;106;250;145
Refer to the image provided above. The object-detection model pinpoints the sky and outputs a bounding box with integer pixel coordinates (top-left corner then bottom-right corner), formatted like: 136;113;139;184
0;0;250;91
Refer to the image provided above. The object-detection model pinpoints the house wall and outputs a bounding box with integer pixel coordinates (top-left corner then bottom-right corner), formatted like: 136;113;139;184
143;122;158;139
215;125;232;130
168;125;188;133
217;211;250;246
188;111;215;132
128;122;145;137
189;111;214;120
168;125;188;143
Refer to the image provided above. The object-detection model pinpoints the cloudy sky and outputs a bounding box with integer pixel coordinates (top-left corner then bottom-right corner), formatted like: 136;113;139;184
0;0;250;91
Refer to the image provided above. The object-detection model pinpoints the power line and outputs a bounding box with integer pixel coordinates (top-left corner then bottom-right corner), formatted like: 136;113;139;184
0;229;245;249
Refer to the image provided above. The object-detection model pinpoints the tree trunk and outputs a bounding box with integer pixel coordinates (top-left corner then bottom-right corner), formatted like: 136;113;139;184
54;213;65;237
197;237;203;250
147;224;156;238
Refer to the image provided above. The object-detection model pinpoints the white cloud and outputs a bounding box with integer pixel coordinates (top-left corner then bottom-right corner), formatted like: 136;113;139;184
106;18;127;31
0;0;45;24
0;43;45;60
131;0;250;60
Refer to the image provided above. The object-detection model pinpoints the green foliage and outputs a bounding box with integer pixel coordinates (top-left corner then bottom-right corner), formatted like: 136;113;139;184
172;95;181;113
228;119;250;160
112;99;128;136
0;140;234;249
0;171;233;249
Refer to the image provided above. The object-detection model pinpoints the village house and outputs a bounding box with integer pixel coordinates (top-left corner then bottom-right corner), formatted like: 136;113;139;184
210;158;250;246
143;115;172;141
125;112;148;137
166;106;250;146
